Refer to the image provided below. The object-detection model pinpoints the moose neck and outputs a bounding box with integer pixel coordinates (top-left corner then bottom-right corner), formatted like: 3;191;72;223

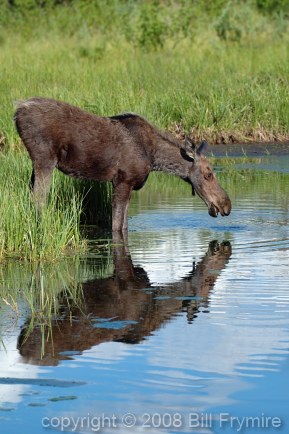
151;136;191;180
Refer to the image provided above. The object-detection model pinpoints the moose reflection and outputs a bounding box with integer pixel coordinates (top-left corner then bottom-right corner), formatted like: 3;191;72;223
18;235;232;365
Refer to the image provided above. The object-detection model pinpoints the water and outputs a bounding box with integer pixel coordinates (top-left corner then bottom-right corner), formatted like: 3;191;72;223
1;155;289;434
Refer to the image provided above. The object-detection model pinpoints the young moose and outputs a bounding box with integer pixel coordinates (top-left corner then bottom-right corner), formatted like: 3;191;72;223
14;97;231;231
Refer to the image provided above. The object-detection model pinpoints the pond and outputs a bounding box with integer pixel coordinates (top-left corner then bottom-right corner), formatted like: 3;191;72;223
1;153;289;434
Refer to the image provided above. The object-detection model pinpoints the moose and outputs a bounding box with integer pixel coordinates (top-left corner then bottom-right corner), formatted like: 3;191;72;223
14;97;231;231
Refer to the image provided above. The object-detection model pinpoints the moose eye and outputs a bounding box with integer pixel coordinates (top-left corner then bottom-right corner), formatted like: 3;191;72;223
205;172;213;181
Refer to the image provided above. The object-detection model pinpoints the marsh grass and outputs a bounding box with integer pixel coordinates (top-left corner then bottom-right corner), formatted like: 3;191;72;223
77;180;112;226
0;150;86;260
0;149;115;260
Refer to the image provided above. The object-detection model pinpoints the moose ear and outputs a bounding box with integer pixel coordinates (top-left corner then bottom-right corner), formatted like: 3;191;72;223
196;140;208;155
181;136;196;162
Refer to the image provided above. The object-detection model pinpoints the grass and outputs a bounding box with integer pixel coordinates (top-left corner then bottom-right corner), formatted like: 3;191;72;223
1;39;289;145
0;149;112;261
0;150;86;260
0;2;289;145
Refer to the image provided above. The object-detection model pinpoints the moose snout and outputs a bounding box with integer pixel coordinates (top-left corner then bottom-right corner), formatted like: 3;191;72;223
221;198;232;216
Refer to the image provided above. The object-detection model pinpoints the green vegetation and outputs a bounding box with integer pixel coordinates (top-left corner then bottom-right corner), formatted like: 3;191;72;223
1;0;289;144
0;149;86;260
0;0;288;259
0;149;113;260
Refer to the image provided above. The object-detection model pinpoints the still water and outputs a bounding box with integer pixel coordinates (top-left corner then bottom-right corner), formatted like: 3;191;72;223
1;155;289;434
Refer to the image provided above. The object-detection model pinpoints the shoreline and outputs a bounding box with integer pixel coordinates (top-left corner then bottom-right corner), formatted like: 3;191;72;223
209;141;289;157
170;124;289;148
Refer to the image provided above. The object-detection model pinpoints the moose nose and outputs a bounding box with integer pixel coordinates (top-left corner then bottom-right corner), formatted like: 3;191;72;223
223;199;232;216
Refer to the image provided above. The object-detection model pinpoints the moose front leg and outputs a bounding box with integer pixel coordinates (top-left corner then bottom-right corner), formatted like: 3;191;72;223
112;183;133;232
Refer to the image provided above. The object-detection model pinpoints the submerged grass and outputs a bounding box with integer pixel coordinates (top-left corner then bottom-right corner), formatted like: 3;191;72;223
0;251;114;355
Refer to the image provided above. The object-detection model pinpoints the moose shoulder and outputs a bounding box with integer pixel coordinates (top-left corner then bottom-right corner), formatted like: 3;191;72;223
14;97;231;231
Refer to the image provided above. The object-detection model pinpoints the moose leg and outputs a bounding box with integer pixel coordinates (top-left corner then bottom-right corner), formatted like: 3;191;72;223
31;165;54;210
112;183;132;232
122;198;131;231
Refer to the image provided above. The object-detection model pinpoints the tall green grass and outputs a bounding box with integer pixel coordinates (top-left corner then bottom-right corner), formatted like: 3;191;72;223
0;150;86;260
0;1;289;145
0;148;113;260
2;37;288;145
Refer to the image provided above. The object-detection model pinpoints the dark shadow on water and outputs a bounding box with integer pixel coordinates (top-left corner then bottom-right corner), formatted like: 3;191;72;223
17;234;232;366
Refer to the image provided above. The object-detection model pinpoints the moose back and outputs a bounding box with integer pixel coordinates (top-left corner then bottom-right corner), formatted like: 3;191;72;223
14;97;231;231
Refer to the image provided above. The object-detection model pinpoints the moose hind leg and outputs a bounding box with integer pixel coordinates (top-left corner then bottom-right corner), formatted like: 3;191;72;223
32;165;54;210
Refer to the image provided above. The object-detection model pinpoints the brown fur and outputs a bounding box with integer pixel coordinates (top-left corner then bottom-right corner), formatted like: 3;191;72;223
14;97;231;231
